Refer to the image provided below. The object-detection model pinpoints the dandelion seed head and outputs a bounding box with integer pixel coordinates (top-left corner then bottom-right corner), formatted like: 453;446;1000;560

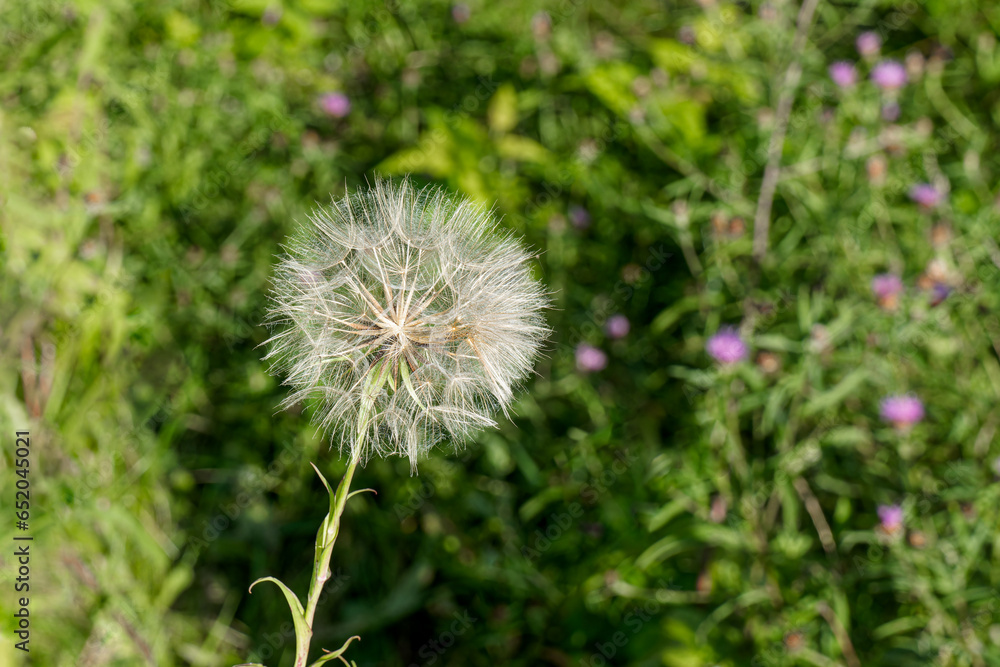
264;179;550;472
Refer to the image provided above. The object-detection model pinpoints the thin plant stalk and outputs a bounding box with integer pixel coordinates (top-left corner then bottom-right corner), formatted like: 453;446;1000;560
244;451;364;667
245;372;385;667
296;452;361;667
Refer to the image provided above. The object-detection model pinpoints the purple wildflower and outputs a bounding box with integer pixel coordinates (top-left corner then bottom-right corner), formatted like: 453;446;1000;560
871;273;903;299
605;314;630;339
706;327;748;365
856;31;882;57
871;60;907;91
880;395;925;429
319;92;351;118
877;504;904;534
871;273;903;309
909;183;941;209
829;61;857;88
576;343;607;372
881;101;901;122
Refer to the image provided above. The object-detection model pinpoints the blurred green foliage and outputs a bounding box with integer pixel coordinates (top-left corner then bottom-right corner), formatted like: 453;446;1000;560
2;0;1000;666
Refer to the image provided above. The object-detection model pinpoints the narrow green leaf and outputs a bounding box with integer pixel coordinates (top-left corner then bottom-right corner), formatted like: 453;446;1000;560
488;83;518;133
309;635;361;666
400;362;432;414
651;295;703;334
636;535;698;570
802;368;868;416
311;462;336;515
696;588;771;643
311;462;337;550
872;616;928;639
248;577;311;648
647;498;689;532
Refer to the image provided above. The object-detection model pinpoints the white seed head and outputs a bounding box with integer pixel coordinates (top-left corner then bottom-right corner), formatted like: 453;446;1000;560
263;179;550;472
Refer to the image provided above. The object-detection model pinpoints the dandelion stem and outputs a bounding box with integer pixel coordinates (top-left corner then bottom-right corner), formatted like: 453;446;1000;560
296;451;361;667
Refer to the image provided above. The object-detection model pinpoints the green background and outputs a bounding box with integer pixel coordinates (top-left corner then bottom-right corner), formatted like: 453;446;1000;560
2;0;1000;665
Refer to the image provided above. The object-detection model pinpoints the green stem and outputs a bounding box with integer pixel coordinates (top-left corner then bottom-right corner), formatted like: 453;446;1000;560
295;453;361;667
291;361;383;667
722;375;749;483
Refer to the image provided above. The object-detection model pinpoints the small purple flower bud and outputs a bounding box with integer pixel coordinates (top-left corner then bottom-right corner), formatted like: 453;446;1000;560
877;504;904;533
576;343;607;372
605;314;630;339
706;327;748;364
828;61;857;88
451;3;470;23
909;183;941;209
929;283;951;306
856;31;881;57
871;60;907;91
880;395;924;429
319;92;351;118
881;101;900;122
531;11;551;40
262;6;282;26
568;205;591;229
